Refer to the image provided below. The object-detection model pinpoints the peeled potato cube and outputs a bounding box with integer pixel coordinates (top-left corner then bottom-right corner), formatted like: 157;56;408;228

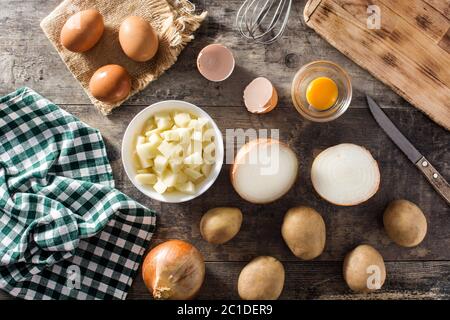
183;167;203;182
136;173;157;185
148;133;162;148
184;152;203;165
203;142;216;164
201;164;212;176
136;135;146;145
178;128;193;145
154;155;168;173
153;179;168;194
174;112;191;128
169;158;183;173
202;128;215;142
197;118;209;128
175;181;196;194
155;113;172;130
161;129;180;142
137;142;158;162
192;130;203;142
176;171;189;184
158;140;177;158
145;128;162;137
162;170;178;187
186;140;203;156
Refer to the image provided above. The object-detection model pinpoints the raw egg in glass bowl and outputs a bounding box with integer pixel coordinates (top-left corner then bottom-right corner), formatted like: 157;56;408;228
291;60;352;122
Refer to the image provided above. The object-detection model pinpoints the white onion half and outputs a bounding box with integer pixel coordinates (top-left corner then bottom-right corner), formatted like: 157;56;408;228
231;139;298;204
311;144;380;206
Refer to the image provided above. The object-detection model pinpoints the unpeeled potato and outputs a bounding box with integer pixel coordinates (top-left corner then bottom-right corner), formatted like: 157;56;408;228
343;244;386;293
281;206;326;260
238;256;285;300
200;207;243;244
383;199;427;247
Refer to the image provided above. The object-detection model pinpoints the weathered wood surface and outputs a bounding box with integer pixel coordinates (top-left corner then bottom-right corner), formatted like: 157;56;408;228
0;0;449;300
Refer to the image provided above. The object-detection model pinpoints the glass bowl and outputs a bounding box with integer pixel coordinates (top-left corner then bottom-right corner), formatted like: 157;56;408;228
291;60;352;122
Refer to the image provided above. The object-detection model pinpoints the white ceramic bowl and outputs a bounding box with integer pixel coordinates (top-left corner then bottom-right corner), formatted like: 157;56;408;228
122;100;224;203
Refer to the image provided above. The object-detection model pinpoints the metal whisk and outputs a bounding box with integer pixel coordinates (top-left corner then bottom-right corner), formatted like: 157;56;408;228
236;0;292;45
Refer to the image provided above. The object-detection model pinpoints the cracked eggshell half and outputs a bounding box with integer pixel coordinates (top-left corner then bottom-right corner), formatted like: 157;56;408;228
243;77;278;114
197;44;235;82
231;139;298;204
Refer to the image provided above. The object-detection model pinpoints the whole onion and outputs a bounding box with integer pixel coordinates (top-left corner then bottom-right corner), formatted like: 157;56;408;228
142;239;205;300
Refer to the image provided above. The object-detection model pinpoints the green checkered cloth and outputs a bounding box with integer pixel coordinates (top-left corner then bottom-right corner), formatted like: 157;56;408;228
0;87;156;299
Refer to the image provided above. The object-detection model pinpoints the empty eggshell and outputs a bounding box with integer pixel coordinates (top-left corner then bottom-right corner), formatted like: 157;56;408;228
60;9;104;53
197;44;235;82
119;16;159;62
89;64;131;104
244;77;278;114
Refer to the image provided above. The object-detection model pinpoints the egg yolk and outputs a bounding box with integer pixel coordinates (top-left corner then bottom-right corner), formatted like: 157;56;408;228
306;77;338;111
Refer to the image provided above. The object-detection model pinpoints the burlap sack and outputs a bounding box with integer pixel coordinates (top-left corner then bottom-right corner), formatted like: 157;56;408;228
40;0;206;115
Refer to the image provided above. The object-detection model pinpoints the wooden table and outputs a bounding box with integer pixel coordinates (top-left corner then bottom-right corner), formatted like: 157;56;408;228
0;0;449;300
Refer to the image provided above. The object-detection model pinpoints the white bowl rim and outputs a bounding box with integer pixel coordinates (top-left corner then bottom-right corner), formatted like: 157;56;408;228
121;100;224;203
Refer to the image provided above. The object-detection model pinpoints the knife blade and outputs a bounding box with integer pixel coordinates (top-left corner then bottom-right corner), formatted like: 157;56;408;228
366;95;450;205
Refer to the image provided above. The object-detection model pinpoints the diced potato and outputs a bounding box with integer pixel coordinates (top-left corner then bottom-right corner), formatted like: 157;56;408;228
135;173;157;185
184;152;203;165
197;117;209;128
158;140;177;158
148;133;162;148
137;168;152;174
162;170;178;187
188;118;209;130
145;128;162;137
183;167;203;182
169;158;183;173
175;181;196;194
136;135;146;145
201;164;212;176
176;171;189;184
133;112;216;196
174;112;191;127
186;140;203;156
178;128;193;145
137;142;158;162
160;129;180;142
154;155;168;173
143;120;155;132
155;113;172;130
203;128;215;142
192;130;202;142
153;179;168;194
203;142;216;164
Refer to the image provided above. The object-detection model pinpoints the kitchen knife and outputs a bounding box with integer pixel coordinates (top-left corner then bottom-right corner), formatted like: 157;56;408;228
366;95;450;205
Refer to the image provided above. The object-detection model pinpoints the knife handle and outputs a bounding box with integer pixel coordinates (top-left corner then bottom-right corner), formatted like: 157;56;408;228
416;156;450;205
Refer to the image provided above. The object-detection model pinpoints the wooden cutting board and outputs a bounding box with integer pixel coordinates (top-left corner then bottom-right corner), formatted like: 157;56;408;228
304;0;450;130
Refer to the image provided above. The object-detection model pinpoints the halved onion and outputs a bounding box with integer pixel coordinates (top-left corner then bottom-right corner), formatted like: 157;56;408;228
231;139;298;204
311;143;380;206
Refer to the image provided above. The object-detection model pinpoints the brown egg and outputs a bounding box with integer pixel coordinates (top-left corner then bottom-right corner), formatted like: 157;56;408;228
60;9;104;53
89;65;131;103
119;16;159;62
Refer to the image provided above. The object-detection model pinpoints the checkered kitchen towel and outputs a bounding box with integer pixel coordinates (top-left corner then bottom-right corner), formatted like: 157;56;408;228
0;87;156;299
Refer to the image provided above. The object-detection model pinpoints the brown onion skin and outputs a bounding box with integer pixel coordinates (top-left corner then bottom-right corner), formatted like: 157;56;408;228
142;239;205;300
